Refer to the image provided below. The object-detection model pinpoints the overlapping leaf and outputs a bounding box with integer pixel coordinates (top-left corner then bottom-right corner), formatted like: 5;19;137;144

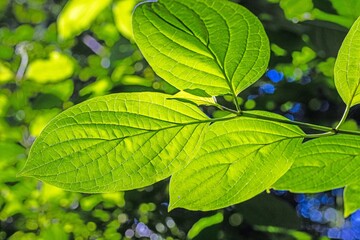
344;183;360;217
274;135;360;192
58;0;111;40
169;111;304;211
19;93;210;192
133;0;270;96
334;17;360;107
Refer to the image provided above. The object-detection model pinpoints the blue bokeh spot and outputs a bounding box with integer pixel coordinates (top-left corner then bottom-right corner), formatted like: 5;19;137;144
259;83;275;94
266;69;284;83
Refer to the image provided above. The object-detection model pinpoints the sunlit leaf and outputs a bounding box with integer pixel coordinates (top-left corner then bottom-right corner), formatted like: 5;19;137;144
187;212;223;239
58;0;112;40
334;17;360;107
274;135;360;192
169;111;304;211
25;52;74;83
292;47;316;66
79;77;113;97
133;0;270;96
0;62;14;83
19;92;210;192
279;0;314;21
29;109;61;137
168;91;216;106
113;0;139;40
344;183;360;217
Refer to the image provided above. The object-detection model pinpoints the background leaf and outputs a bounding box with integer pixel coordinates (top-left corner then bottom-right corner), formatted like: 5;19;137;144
58;0;112;40
25;52;74;83
133;0;270;96
0;62;14;83
274;135;360;192
344;183;360;217
19;92;210;192
169;111;304;211
330;0;360;22
334;17;360;107
113;0;138;41
236;193;301;229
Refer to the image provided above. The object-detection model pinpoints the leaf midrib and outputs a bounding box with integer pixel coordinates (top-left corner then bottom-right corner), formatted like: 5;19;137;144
151;2;238;96
24;114;222;177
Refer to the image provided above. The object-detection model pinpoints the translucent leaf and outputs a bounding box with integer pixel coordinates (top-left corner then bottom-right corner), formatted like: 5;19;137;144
58;0;111;40
168;91;216;106
25;52;74;83
133;0;270;96
29;109;61;137
169;111;304;211
113;0;138;40
334;17;360;107
344;183;360;217
274;135;360;192
19;92;210;192
0;62;14;83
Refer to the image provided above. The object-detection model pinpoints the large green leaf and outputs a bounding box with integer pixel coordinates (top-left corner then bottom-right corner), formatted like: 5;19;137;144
19;92;210;192
169;111;304;211
334;17;360;107
133;0;270;96
344;183;360;217
273;135;360;192
58;0;111;40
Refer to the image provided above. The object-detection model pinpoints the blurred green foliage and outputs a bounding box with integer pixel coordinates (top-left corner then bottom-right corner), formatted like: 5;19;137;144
0;0;358;239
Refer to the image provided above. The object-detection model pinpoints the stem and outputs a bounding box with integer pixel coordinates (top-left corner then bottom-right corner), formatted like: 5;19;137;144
215;104;239;115
305;131;335;139
241;111;333;132
335;104;350;130
231;90;241;113
15;43;29;82
239;111;360;137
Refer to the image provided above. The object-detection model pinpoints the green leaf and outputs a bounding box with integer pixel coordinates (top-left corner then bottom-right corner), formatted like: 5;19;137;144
169;111;304;211
330;0;360;20
334;17;360;107
273;135;360;192
25;52;74;83
187;212;224;239
19;92;210;192
0;62;14;83
279;0;314;21
113;0;139;40
58;0;111;40
344;183;360;217
40;79;74;102
133;0;270;96
168;91;217;106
